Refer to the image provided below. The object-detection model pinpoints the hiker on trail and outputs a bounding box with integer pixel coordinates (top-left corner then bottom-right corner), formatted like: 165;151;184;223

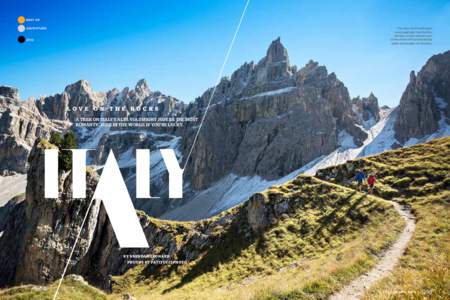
367;174;376;194
355;169;366;191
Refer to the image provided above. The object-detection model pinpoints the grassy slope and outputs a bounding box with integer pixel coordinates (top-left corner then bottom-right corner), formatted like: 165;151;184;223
317;137;450;299
0;277;106;300
6;137;449;299
0;158;405;300
109;176;402;300
360;138;450;299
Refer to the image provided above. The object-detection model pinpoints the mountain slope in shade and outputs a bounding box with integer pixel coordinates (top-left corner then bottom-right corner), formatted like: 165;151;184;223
181;38;369;191
394;50;450;143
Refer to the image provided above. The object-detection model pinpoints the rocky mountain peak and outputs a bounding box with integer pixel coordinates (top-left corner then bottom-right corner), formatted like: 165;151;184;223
0;89;67;174
189;38;297;106
296;60;328;84
184;39;371;190
0;86;19;101
106;88;120;99
421;50;450;102
64;79;93;96
265;37;289;64
409;70;416;82
248;38;294;87
135;79;151;98
352;93;380;128
33;79;106;122
304;59;319;69
394;50;450;143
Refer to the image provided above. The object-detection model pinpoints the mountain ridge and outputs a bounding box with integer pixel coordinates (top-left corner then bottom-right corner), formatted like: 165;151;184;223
0;39;449;220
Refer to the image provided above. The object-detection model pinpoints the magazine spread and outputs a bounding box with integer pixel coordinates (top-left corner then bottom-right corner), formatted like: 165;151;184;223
0;1;449;299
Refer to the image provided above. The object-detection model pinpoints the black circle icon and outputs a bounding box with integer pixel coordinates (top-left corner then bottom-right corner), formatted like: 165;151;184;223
17;36;26;43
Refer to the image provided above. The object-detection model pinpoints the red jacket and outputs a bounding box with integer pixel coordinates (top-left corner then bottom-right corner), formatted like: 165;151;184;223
368;175;376;185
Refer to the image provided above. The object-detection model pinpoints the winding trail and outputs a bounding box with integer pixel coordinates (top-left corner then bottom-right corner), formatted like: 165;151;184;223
329;202;416;300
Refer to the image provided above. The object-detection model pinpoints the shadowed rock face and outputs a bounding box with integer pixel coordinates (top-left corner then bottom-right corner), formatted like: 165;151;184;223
0;86;19;99
0;139;249;290
181;38;367;190
0;140;127;289
394;50;450;143
10;141;101;286
352;93;380;128
0;87;69;174
0;193;26;286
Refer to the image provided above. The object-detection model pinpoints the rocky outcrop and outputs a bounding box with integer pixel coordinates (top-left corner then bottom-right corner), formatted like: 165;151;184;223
394;50;450;143
352;93;380;128
0;193;27;286
36;80;106;122
0;86;19;99
0;87;68;174
0;77;184;175
0;140;186;288
246;193;270;233
12;140;102;285
182;38;367;190
104;79;185;121
0;139;227;290
0;139;107;287
0;138;306;291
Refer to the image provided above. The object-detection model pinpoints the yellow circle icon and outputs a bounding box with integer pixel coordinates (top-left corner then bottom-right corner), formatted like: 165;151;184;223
17;16;25;24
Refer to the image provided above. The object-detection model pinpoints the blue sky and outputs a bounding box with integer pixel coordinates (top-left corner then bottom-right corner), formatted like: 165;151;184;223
0;0;449;106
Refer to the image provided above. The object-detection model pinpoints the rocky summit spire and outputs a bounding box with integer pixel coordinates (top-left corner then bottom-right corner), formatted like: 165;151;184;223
251;37;293;84
135;79;151;98
64;79;92;95
266;37;289;64
394;50;450;143
0;86;19;101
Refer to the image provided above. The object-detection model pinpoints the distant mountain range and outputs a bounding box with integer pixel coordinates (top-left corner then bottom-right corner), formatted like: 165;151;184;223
0;38;449;220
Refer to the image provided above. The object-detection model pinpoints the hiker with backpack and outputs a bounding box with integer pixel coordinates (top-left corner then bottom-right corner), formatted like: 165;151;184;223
367;174;376;194
355;169;366;192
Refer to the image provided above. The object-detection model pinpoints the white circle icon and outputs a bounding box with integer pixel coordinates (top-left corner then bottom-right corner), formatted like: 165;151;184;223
18;25;25;32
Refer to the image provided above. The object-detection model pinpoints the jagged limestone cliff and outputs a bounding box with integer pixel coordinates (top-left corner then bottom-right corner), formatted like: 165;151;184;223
394;50;450;143
182;38;368;190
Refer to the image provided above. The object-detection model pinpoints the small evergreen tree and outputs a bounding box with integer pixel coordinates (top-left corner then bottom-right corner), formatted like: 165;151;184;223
59;131;78;171
49;132;63;147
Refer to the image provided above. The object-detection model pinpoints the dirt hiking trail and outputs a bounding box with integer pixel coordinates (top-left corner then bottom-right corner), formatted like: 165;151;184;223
329;202;416;300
